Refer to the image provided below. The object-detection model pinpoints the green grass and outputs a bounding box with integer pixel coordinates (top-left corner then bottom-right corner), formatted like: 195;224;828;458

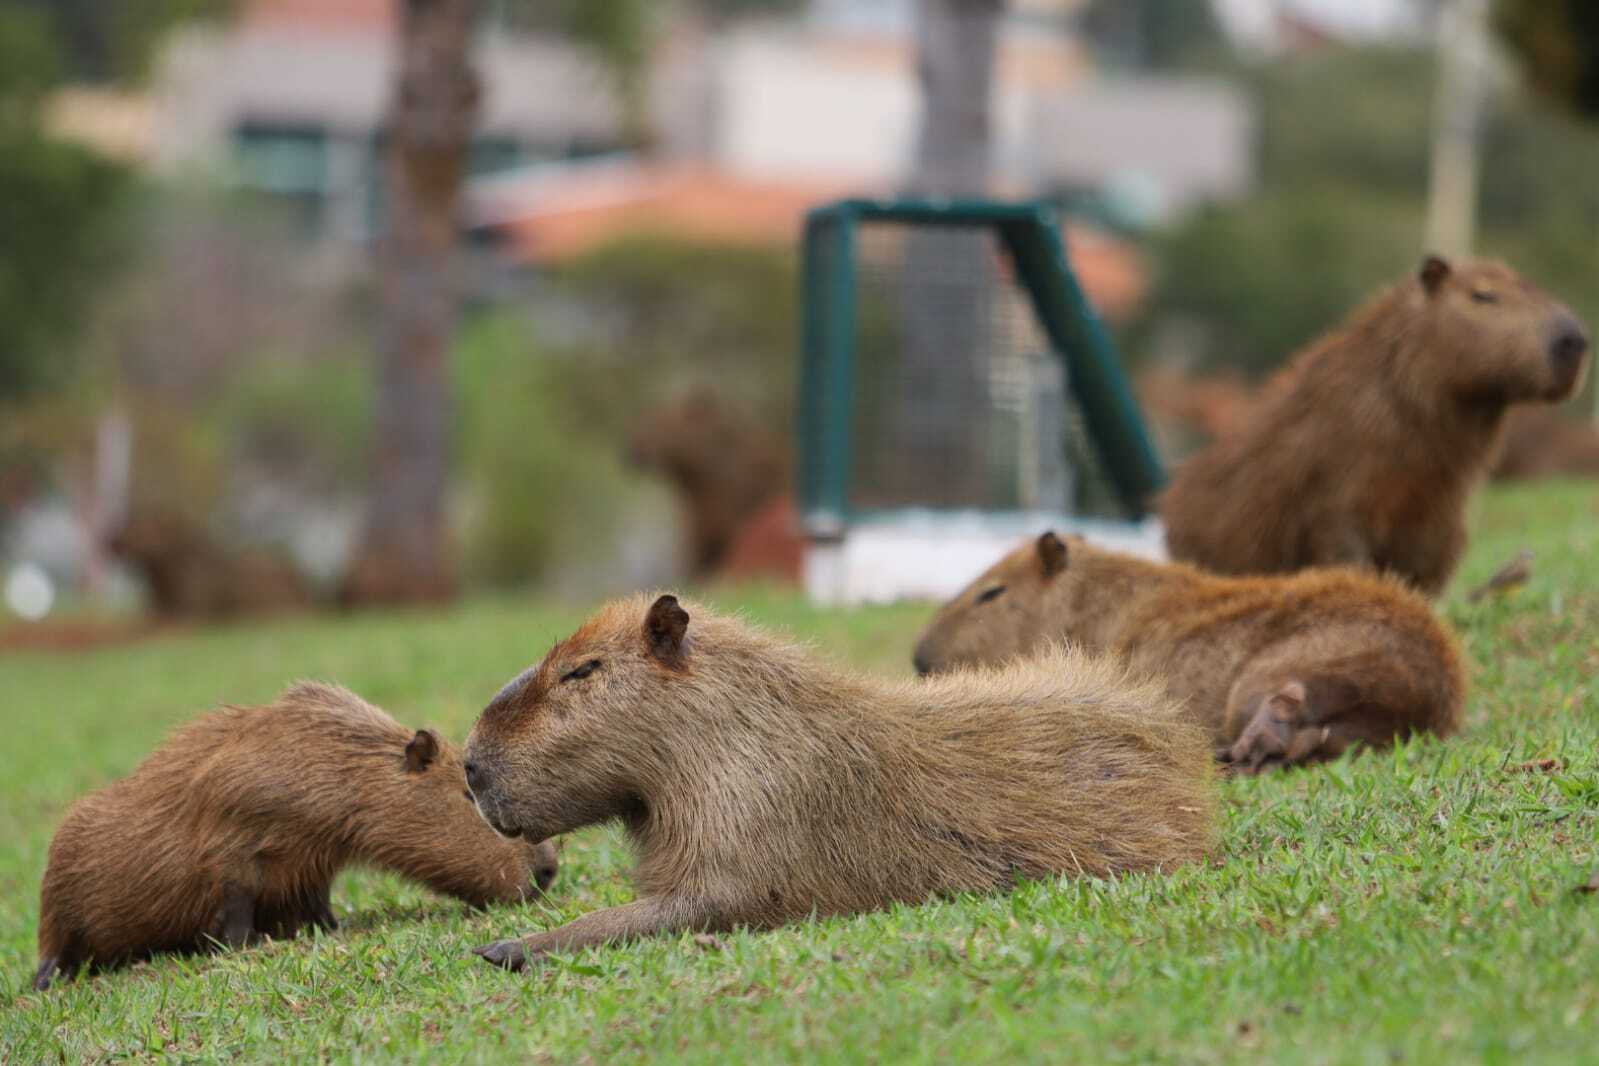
3;482;1597;1064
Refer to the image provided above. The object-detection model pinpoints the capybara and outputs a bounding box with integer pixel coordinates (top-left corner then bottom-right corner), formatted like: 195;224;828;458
108;509;312;618
1491;407;1599;480
914;533;1465;772
626;390;790;577
1161;256;1590;596
35;682;559;989
463;593;1216;970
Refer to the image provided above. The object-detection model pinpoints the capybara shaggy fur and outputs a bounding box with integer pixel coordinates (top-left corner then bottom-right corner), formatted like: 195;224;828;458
914;533;1466;772
35;683;559;989
627;390;790;577
464;594;1216;969
1161;257;1589;596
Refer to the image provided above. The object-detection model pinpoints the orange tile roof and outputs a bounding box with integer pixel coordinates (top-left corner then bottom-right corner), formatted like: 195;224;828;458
244;0;395;31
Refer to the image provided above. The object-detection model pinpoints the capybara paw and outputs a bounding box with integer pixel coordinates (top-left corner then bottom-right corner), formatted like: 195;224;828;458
473;938;530;972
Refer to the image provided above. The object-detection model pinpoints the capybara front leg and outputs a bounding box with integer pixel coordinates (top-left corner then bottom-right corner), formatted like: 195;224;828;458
307;886;338;933
473;896;721;972
32;953;78;991
219;885;256;949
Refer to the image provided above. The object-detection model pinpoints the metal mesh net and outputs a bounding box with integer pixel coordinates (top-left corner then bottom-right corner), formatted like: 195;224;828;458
845;221;1122;517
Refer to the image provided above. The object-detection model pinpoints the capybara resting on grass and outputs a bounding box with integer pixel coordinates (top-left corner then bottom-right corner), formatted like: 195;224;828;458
107;509;313;619
35;683;559;989
914;533;1465;772
1161;257;1589;596
464;594;1216;970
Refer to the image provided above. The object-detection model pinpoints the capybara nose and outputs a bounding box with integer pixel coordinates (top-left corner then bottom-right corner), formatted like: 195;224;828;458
534;860;558;893
464;760;487;794
1551;323;1589;371
912;648;932;676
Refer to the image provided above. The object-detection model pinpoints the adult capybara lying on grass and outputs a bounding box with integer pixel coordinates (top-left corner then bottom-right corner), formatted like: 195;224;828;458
35;683;559;989
464;594;1215;970
914;533;1465;773
1161;256;1589;596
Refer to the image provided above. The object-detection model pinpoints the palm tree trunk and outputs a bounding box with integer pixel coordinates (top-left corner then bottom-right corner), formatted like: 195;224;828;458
890;0;1002;508
347;0;480;604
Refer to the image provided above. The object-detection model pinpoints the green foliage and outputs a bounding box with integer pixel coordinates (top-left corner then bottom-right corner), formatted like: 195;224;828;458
547;234;800;429
0;8;128;403
1495;0;1599;119
214;353;374;491
1131;43;1599;381
1139;189;1423;377
1;483;1596;1061
452;313;649;588
3;0;238;84
1078;0;1228;71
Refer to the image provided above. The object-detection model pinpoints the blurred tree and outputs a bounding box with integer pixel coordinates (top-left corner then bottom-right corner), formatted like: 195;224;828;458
890;0;1005;507
1494;0;1599;118
0;8;128;402
346;0;481;605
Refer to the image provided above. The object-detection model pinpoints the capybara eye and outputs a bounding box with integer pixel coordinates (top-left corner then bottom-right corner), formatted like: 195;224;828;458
976;585;1007;605
1471;289;1498;305
561;659;603;683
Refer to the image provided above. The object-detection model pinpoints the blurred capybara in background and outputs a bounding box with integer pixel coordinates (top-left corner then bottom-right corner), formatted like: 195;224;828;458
108;508;312;618
914;533;1465;773
463;594;1214;970
35;682;559;989
1489;406;1599;480
1161;257;1589;596
626;389;797;579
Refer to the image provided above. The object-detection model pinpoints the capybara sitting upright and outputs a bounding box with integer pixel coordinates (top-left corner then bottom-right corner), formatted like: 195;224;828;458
1161;256;1589;595
464;594;1215;970
35;682;559;989
914;533;1465;772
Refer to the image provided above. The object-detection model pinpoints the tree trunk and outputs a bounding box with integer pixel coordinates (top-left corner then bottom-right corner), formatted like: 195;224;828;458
346;0;480;605
890;0;1002;508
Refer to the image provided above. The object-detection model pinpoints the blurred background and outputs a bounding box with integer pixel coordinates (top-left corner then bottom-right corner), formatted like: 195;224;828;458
2;0;1598;633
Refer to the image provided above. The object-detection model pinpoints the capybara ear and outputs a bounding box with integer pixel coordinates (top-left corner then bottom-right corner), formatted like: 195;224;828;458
1037;531;1069;577
404;729;440;772
645;594;691;666
1419;255;1451;295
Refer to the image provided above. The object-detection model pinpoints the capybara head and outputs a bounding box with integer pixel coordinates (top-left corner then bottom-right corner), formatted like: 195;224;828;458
1409;256;1588;402
914;532;1078;676
397;726;559;902
465;594;701;843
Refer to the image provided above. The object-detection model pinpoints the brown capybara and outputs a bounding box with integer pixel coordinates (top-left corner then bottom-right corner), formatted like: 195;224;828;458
626;390;790;577
914;533;1466;772
1491;406;1599;480
1161;256;1590;596
107;509;312;618
462;593;1215;970
35;682;559;989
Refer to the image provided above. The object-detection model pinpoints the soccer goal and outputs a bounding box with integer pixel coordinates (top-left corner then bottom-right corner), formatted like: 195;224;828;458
796;198;1166;604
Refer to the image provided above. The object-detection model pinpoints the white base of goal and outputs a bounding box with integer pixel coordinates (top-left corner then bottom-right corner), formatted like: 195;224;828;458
802;512;1168;606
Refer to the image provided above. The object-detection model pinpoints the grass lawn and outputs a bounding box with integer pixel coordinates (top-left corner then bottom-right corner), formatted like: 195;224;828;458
2;481;1597;1064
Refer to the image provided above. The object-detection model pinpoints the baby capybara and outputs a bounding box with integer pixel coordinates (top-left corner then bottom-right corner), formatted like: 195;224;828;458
1161;256;1589;596
914;533;1465;772
463;594;1216;970
35;682;559;989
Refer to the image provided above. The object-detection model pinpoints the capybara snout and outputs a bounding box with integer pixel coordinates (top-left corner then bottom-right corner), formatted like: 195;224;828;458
1547;314;1589;395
